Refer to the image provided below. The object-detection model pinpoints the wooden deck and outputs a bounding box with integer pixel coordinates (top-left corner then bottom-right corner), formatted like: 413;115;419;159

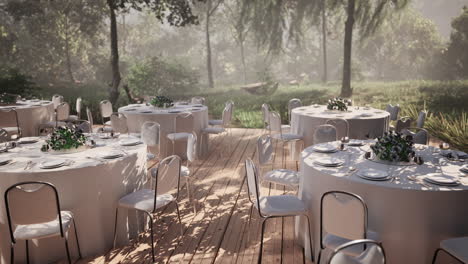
77;128;312;264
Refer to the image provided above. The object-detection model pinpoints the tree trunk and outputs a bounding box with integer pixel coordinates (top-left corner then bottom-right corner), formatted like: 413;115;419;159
321;0;328;83
64;17;74;83
108;0;121;105
240;41;247;84
206;1;214;89
341;0;355;97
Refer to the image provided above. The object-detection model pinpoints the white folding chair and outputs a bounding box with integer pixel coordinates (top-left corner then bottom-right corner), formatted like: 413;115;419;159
257;134;299;189
0;109;21;140
181;132;197;213
401;127;429;145
141;121;161;162
269;111;303;168
245;158;314;263
314;124;337;144
288;98;302;124
110;113;128;134
416;111;427;128
201;105;230;154
99;100;113;128
38;102;70;135
52;94;64;109
432;237;468;264
394;118;411;133
113;155;184;263
385;104;400;121
326;118;349;140
0;128;9;143
261;103;270;132
318;191;379;264
327;239;386;264
209;101;234;129
191;96;205;105
167;112;194;155
67;97;82;122
5;181;81;264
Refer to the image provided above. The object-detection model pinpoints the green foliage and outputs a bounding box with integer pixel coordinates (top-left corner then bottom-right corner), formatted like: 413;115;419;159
150;96;174;108
0;67;38;97
443;6;468;79
127;56;199;97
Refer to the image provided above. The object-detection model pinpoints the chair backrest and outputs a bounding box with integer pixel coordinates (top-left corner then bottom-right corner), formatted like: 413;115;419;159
395;118;411;132
56;102;70;121
288;98;302;121
0;128;9;143
191;96;205;105
141;121;160;147
269;111;283;134
0;108;20;130
326;118;349;139
328;239;386;264
99;100;113;118
222;104;233;127
76;97;82;118
152;155;181;209
86;107;94;129
4;181;65;243
173;112;194;133
416;111;426;128
261;103;270;128
314;124;337;144
257;134;274;165
403;128;429;145
321;191;368;249
245;158;261;214
110;113;128;133
187;132;197;163
52;94;64;109
385;104;400;121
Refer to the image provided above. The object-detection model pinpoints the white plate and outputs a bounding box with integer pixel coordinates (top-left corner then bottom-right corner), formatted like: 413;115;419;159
357;169;389;180
40;159;66;169
169;110;182;113
424;174;460;186
314;157;344;167
18;137;40;144
348;140;364;146
125;108;137;111
119;139;142;146
460;165;468;173
0;158;12;165
99;151;124;159
312;104;320;108
360;113;373;117
140;110;153;113
312;143;338;153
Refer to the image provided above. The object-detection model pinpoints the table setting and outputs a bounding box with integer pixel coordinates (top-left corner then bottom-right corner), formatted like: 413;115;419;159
0;126;148;264
296;131;468;263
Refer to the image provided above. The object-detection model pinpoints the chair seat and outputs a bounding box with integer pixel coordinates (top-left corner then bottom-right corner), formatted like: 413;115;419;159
271;133;303;141
2;127;21;138
118;189;174;212
202;127;225;134
324;231;380;257
441;237;468;262
328;244;385;264
105;120;112;126
181;165;190;177
13;211;73;240
167;132;191;141
254;195;306;217
263;169;299;186
208;119;223;126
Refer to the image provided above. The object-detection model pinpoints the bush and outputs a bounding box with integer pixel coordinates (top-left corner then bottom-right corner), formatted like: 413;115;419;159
0;67;39;97
127;56;199;97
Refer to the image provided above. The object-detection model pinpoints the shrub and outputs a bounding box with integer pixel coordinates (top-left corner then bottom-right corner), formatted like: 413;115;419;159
0;67;39;97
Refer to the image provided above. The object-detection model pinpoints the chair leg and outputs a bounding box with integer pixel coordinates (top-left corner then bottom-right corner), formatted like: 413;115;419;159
175;202;184;237
64;237;72;264
10;243;14;264
172;140;175;155
304;214;315;262
432;248;441;264
113;207;119;248
258;218;269;264
72;218;82;259
25;240;29;264
317;249;322;264
145;212;155;263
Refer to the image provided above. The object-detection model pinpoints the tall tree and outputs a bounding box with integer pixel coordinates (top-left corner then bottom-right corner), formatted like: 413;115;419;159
203;0;224;88
106;0;201;105
321;0;328;83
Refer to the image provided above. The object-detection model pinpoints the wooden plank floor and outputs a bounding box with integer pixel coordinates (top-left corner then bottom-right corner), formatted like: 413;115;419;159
76;128;311;264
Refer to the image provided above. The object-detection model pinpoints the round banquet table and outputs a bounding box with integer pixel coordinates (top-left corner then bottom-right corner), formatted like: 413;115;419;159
0;135;147;264
0;100;54;137
291;105;390;147
295;141;468;264
118;103;209;158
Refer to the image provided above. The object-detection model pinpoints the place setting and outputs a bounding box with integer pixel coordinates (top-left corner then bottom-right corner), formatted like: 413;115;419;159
311;143;339;153
356;168;392;181
119;138;143;146
39;159;74;170
313;156;345;167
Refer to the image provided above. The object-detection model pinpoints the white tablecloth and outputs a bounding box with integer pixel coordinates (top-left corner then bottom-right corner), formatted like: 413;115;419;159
0;135;147;264
296;141;468;263
118;103;209;158
0;100;54;137
291;105;390;147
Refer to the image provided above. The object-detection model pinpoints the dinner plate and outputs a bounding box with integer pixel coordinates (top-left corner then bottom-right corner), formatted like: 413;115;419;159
312;143;338;153
0;158;12;166
460;165;468;173
424;174;460;186
18;137;40;144
40;159;66;169
119;139;142;146
360;113;373;117
140;110;153;113
312;104;320;108
357;169;389;180
348;140;364;146
313;157;344;167
125;108;137;111
169;110;182;113
99;151;124;159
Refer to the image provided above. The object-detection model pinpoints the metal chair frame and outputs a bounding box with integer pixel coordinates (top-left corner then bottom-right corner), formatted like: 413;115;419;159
168;112;194;155
432;247;466;264
113;155;184;263
288;98;302;124
4;181;82;264
0;108;21;139
99;100;113;129
269;111;304;168
244;159;314;264
318;190;369;264
325;118;349;139
327;239;386;264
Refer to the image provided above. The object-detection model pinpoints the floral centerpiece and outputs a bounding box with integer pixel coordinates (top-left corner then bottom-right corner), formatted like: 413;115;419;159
41;126;87;153
370;132;415;162
150;96;173;108
327;97;349;111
